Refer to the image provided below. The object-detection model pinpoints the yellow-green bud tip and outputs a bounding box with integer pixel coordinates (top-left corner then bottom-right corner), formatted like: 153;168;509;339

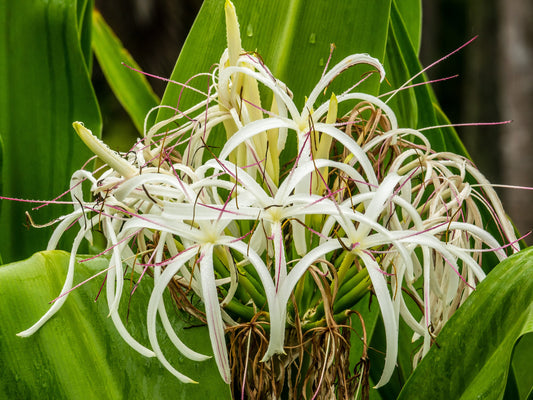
73;122;137;178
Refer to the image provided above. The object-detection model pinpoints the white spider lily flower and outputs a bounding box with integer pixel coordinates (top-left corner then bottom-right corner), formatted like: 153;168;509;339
17;1;521;392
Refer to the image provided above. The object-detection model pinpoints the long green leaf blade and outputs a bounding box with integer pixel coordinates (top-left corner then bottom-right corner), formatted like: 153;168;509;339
92;10;159;134
0;0;101;262
0;251;231;399
398;247;533;400
77;0;94;70
393;0;422;52
158;0;392;126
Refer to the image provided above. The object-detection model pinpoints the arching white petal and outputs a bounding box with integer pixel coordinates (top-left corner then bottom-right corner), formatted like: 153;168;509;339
358;252;398;388
198;244;231;383
147;246;199;383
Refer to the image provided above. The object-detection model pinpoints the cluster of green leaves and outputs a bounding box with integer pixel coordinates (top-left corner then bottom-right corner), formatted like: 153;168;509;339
0;0;531;398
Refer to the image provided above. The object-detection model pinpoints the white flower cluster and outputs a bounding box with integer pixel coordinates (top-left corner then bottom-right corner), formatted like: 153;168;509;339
19;0;519;388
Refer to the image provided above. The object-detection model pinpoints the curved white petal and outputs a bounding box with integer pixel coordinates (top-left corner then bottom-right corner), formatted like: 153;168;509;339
147;247;199;383
359;252;398;388
18;225;89;337
198;244;231;383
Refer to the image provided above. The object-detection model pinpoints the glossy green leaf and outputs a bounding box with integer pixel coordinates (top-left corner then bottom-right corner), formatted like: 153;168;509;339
0;0;101;262
509;333;533;399
0;251;231;399
381;17;418;129
0;134;3;264
92;10;159;134
381;2;468;156
384;2;444;149
77;0;94;71
393;0;422;52
157;0;392;130
397;247;533;400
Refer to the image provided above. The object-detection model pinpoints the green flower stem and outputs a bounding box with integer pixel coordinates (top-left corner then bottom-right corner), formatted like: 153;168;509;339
212;253;266;310
233;280;252;304
212;252;231;278
337;251;357;283
220;248;267;308
301;282;371;332
335;265;370;300
309;268;371;324
225;298;259;321
292;272;316;319
238;271;267;309
333;273;372;314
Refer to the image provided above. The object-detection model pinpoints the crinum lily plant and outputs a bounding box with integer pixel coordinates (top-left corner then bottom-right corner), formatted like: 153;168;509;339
18;1;519;398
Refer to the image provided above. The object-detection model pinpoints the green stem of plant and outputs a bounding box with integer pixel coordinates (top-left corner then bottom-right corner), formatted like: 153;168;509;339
309;267;371;324
225;298;260;321
335;264;369;300
333;272;371;314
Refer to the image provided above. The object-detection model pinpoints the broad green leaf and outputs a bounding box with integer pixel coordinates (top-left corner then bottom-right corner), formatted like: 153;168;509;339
92;10;159;134
393;0;422;52
0;0;101;262
157;0;392;132
383;2;444;149
0;251;231;399
348;293;383;399
368;309;419;399
0;134;2;264
77;0;94;71
382;19;418;129
510;333;533;399
382;2;467;156
397;247;533;400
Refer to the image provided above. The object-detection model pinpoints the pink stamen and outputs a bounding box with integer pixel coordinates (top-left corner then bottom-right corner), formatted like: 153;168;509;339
80;154;100;170
241;98;274;117
440;253;475;290
122;62;212;99
467;231;530;253
199;202;242;216
94;273;107;302
386;36;478;104
345;177;379;189
65;215;84;232
0;196;76;205
379;74;459;98
105;205;171;230
78;230;141;263
419;120;511;132
244;52;276;82
340;71;374;97
49;265;114;304
470;190;514;250
230;228;255;243
472;183;533;191
319;43;336;82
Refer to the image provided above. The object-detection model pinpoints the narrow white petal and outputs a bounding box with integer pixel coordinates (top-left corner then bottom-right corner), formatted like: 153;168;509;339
359;252;398;388
218;118;295;161
18;226;88;337
199;245;231;383
272;222;287;291
147;247;199;383
304;54;385;116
